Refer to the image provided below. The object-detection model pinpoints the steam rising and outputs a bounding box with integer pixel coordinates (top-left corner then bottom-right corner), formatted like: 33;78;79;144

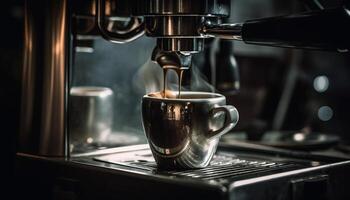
190;64;215;92
132;58;215;96
133;59;163;94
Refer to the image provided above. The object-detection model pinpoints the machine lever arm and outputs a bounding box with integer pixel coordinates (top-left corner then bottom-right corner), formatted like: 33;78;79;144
201;6;350;52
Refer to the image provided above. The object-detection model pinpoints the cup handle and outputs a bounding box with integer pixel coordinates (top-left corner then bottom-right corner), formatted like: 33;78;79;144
208;105;239;139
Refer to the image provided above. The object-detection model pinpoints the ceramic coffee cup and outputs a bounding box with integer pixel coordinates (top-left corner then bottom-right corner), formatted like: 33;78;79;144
142;91;239;169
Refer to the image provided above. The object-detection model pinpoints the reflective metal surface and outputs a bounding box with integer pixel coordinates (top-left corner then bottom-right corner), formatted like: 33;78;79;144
142;92;238;169
151;47;193;69
201;22;243;40
145;16;206;52
69;87;113;153
131;0;230;16
19;0;70;156
145;16;205;37
73;0;136;37
96;0;145;43
93;0;231;52
156;38;205;52
75;0;231;17
128;0;230;52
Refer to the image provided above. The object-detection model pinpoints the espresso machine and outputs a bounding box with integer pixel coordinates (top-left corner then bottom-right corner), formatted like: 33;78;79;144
16;0;350;199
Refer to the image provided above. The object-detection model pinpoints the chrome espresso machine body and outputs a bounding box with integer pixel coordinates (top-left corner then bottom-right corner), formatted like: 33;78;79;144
16;0;350;199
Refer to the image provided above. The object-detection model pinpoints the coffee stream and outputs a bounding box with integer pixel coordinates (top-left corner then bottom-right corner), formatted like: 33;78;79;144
162;66;185;99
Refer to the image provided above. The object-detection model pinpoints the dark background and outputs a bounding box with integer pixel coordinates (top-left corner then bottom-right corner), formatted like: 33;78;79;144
1;0;22;192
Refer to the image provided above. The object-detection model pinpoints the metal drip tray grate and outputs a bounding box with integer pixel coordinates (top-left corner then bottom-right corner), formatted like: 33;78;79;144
164;156;296;180
94;148;300;181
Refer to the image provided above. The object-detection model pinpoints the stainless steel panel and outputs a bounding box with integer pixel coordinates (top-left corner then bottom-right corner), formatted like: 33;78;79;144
19;0;70;156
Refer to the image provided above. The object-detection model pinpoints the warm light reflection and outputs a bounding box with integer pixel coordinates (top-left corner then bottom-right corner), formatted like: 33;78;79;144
87;137;94;143
105;0;111;15
293;133;305;142
167;16;173;35
166;104;183;120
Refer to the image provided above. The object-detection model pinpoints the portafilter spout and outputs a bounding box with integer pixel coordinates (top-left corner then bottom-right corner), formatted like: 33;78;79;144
151;47;193;70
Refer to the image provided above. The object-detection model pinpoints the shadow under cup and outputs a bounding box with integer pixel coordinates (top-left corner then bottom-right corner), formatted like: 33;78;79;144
142;91;239;169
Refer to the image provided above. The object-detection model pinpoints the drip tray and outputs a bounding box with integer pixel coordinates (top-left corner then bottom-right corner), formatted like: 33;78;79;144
93;146;303;182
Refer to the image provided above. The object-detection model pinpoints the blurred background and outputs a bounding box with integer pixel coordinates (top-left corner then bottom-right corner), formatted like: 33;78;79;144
72;0;350;149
